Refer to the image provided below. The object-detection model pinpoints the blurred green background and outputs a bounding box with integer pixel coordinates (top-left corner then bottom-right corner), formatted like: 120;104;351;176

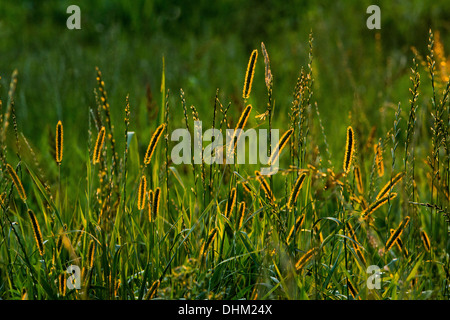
0;0;449;181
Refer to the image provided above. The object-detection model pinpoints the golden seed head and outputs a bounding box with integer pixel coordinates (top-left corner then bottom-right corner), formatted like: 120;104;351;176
144;123;166;165
374;141;384;177
269;128;294;167
287;172;307;209
152;188;161;220
27;209;44;256
243;49;258;100
6;164;27;202
343;126;355;174
137;175;147;211
255;171;275;203
56;120;63;164
93;126;106;164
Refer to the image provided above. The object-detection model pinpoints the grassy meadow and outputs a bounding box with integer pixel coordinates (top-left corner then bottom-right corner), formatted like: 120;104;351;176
0;1;450;300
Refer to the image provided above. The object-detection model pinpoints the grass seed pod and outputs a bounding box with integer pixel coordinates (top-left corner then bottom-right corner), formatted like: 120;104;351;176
93;126;106;164
137;175;147;210
287;172;307;209
27;209;44;256
6;163;27;202
295;248;316;271
343;126;355;174
243;50;258;100
56;120;63;164
144;123;165;165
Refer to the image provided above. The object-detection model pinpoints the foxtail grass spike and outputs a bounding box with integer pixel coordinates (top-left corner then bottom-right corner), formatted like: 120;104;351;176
343;126;355;174
354;166;363;194
355;246;367;268
59;273;66;296
241;181;252;195
27;209;44;256
255;171;275;203
144;123;165;165
287;215;305;243
152;187;161;220
376;172;404;200
269;128;293;166
6;163;26;202
148;189;154;222
374;141;384;177
137;175;147;210
87;240;96;269
237;202;246;230
385;216;410;252
345;222;366;266
347;279;359;300
287;172;307;209
56;120;63;164
346;222;359;246
243;50;258;100
390;228;408;256
198;240;206;261
231;105;252;153
93;126;106;164
144;280;160;300
362;193;397;219
421;230;431;252
225;188;237;219
295;248;316;271
202;228;218;257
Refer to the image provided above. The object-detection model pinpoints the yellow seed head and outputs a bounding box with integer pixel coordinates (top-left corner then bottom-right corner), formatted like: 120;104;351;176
145;280;160;300
59;273;67;296
27;209;44;256
144;123;166;165
269;128;294;167
203;228;218;257
225;188;237;219
374;141;384;177
243;50;258;100
6;164;27;202
347;279;359;300
255;171;275;203
295;248;316;271
236;202;246;230
152;187;161;220
287;215;305;243
362;193;397;219
385;216;410;253
354;166;364;194
148;189;154;222
137;175;147;211
93;126;106;164
287;172;307;209
343;126;355;174
56;120;63;164
87;239;96;269
230;105;252;154
420;230;431;252
376;172;404;200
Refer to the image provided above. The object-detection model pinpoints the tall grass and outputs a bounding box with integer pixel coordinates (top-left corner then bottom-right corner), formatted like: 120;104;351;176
0;31;449;301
